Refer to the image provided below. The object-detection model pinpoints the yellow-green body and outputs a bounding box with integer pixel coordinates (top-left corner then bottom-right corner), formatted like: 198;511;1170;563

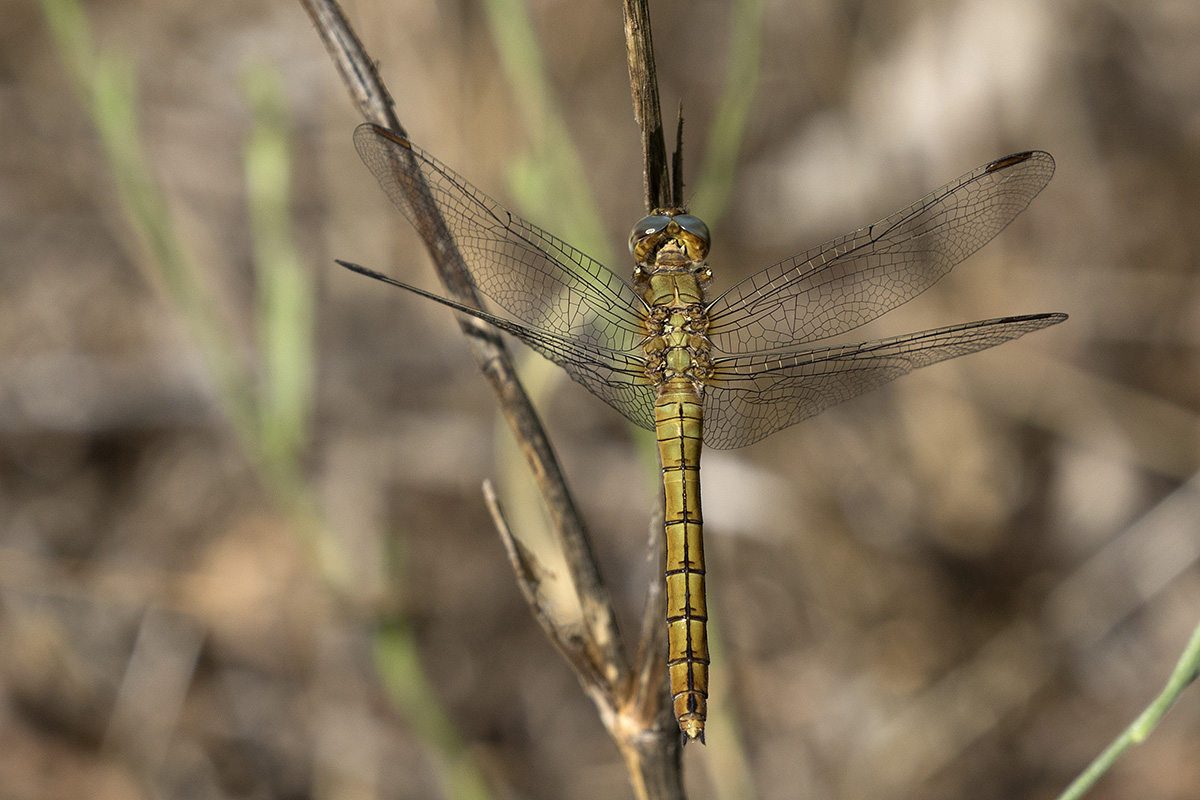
636;249;714;741
350;128;1067;744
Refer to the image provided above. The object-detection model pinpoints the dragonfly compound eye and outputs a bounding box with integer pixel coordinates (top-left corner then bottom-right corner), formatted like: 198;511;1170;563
672;215;710;246
630;213;711;264
671;214;710;261
630;215;672;263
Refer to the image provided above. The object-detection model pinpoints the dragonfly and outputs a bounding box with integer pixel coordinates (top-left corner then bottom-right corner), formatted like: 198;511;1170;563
339;123;1066;742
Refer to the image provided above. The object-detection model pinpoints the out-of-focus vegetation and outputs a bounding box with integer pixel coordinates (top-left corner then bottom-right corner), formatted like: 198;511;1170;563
3;1;1200;798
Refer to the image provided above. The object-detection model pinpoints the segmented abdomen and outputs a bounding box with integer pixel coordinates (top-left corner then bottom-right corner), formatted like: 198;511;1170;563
656;386;709;741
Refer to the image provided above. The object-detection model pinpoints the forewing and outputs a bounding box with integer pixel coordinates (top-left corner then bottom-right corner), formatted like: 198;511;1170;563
354;124;647;352
701;312;1066;449
338;260;657;432
706;151;1055;354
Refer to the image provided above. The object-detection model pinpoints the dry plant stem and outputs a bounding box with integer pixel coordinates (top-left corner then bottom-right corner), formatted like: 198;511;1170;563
483;480;609;693
485;481;683;800
620;525;683;800
671;107;685;209
300;0;401;131
629;513;678;740
622;0;671;211
620;0;687;761
1056;620;1200;800
300;0;626;686
304;0;687;793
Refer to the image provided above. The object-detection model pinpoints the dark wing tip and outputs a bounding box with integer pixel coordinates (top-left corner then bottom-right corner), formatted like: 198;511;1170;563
335;258;390;283
986;150;1054;173
999;311;1068;332
353;122;412;150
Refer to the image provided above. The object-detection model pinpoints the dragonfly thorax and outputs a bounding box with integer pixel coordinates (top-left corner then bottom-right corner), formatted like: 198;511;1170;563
641;303;713;388
348;123;1065;741
634;212;715;390
632;216;713;307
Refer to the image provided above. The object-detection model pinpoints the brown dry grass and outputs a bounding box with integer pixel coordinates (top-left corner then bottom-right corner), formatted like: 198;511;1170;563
3;0;1200;798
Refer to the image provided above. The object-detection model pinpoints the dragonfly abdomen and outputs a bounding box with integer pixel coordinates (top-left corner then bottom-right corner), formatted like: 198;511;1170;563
349;129;1065;744
657;383;710;741
637;255;716;741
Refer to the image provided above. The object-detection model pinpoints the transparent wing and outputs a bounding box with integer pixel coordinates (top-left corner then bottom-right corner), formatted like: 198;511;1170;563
706;151;1056;354
338;260;657;432
354;124;647;352
701;312;1066;449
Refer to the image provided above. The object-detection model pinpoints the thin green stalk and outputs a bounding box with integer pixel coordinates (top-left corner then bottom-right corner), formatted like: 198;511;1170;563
690;0;765;227
44;0;260;462
480;3;759;793
1056;620;1200;800
375;623;494;800
42;0;341;581
479;0;614;266
240;67;352;589
243;64;315;482
480;0;630;559
239;62;492;800
44;4;494;798
42;0;260;455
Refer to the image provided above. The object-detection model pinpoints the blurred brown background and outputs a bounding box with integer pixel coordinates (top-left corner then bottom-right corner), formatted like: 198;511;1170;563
2;0;1199;798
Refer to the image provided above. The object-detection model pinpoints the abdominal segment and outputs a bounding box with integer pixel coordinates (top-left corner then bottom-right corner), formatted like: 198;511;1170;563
657;391;709;740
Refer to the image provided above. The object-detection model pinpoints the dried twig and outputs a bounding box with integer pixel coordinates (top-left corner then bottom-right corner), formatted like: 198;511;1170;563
622;0;671;211
303;0;685;794
300;0;625;682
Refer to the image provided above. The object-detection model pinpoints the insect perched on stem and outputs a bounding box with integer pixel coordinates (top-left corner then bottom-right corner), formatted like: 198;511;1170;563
340;124;1065;741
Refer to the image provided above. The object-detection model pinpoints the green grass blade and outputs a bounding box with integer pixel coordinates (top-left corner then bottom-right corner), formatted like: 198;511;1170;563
41;0;259;452
243;63;315;477
690;0;765;226
1056;620;1200;800
374;623;495;800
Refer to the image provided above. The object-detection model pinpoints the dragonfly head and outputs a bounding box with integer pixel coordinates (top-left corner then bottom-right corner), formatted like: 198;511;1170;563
629;211;711;271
